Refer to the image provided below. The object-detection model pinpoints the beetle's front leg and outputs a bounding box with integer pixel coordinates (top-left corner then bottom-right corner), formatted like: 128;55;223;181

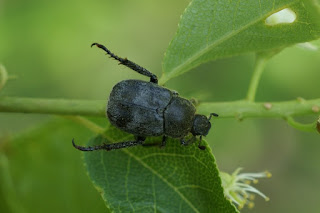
160;136;167;147
197;135;206;150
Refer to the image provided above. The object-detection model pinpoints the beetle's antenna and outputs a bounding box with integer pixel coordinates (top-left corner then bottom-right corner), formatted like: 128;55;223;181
91;43;158;84
208;113;219;121
72;138;145;151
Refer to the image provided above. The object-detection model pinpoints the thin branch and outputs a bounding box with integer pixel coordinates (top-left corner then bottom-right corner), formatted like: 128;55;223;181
285;116;317;132
197;99;320;119
246;50;281;102
0;96;319;120
246;55;267;102
0;96;106;116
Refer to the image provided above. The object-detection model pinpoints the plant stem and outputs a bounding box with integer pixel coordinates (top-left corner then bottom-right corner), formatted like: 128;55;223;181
0;96;106;116
246;50;281;102
197;99;320;119
246;54;268;102
0;96;319;120
286;116;317;132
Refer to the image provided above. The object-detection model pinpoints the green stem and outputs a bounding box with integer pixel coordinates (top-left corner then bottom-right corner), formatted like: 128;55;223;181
0;96;319;120
197;99;320;119
246;54;268;102
246;50;280;102
286;116;317;132
0;96;106;116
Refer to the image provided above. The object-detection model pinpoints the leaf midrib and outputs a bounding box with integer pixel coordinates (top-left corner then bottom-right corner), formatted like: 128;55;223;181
122;149;200;213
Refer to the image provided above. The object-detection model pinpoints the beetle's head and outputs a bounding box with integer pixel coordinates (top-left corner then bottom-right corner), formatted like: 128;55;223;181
191;113;218;136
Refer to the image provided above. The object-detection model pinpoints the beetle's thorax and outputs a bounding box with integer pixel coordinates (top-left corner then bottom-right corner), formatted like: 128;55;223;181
163;96;196;138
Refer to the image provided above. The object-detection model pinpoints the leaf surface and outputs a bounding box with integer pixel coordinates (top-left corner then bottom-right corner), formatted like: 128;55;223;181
160;0;320;84
84;126;238;213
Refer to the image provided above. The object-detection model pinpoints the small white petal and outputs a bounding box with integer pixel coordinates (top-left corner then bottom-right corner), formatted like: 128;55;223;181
221;168;271;209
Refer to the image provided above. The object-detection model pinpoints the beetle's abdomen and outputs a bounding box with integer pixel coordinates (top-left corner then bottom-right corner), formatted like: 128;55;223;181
107;80;172;136
164;96;196;138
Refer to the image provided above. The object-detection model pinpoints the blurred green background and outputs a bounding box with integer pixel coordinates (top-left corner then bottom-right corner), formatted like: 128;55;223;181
0;0;320;212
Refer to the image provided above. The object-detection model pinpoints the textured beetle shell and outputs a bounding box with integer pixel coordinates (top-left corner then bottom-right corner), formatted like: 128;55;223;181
164;96;196;138
107;80;172;136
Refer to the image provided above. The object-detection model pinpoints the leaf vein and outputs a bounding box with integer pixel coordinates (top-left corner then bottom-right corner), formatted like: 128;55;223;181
177;184;214;193
123;149;200;213
125;156;135;211
152;175;157;213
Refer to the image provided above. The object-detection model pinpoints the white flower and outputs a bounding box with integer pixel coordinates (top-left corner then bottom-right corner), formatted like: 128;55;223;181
220;168;271;209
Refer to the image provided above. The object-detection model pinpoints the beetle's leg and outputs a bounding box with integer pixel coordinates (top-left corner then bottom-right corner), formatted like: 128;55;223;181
161;136;167;147
198;136;206;150
91;43;158;84
72;136;146;151
180;136;195;146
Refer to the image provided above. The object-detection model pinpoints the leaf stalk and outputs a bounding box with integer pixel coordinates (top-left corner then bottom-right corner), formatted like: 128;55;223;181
246;50;281;102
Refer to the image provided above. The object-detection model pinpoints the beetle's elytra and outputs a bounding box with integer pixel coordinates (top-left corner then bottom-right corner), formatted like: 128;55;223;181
72;43;218;151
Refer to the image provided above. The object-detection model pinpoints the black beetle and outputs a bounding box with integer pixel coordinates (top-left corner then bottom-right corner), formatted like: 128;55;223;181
72;43;218;151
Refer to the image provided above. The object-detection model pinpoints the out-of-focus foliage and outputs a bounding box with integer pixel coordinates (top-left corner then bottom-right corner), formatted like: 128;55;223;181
0;118;108;213
1;0;320;212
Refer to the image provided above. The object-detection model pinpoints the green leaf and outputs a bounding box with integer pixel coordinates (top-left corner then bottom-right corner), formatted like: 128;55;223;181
160;0;320;84
303;0;320;28
0;118;108;213
84;126;238;213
